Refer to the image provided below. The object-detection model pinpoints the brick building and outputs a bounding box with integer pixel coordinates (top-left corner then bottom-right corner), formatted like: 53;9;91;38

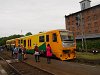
65;0;100;39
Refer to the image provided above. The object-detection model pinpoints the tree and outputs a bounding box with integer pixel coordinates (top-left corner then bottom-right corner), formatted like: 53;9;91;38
0;34;24;46
25;32;32;36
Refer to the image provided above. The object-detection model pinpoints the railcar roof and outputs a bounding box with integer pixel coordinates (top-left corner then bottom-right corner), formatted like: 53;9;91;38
6;29;72;41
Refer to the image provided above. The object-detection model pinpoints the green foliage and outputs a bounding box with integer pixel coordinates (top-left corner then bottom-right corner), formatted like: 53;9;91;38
0;37;8;46
0;34;24;46
77;52;100;60
76;38;100;52
25;32;32;36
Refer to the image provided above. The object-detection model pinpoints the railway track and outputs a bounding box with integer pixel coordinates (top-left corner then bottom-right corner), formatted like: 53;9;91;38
0;56;21;75
0;50;100;75
0;51;54;75
10;62;53;75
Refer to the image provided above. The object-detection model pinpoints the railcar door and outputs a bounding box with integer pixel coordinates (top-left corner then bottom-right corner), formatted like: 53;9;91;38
46;31;61;57
27;38;31;49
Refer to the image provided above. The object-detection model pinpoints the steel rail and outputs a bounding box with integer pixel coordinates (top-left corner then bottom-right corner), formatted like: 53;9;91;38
0;55;21;75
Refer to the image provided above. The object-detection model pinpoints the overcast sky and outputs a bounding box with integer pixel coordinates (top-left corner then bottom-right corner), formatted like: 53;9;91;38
0;0;100;37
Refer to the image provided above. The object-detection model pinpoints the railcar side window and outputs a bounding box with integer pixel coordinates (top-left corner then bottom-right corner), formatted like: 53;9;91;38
30;39;31;46
14;41;16;44
28;40;29;46
46;35;49;42
18;40;20;44
53;33;57;42
21;39;23;43
39;36;45;42
24;40;26;47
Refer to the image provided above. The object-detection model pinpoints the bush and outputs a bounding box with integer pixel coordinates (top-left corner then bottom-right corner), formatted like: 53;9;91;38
76;38;100;52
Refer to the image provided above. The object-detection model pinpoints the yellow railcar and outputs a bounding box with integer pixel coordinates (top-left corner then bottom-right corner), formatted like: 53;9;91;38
6;39;16;49
6;29;76;60
45;29;76;60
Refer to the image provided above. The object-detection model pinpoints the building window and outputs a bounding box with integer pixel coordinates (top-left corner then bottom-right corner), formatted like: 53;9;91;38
88;30;91;33
87;16;91;21
88;23;91;28
88;23;92;33
76;22;80;27
77;32;80;35
95;30;98;33
72;26;75;31
94;15;97;20
69;28;70;30
68;22;70;25
94;22;98;27
67;17;69;20
92;8;95;13
75;15;79;21
67;27;70;30
72;21;74;25
82;3;85;10
94;22;99;33
82;17;85;25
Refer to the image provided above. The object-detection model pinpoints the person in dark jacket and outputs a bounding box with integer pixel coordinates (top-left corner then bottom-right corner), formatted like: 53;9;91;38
18;47;22;61
34;44;40;62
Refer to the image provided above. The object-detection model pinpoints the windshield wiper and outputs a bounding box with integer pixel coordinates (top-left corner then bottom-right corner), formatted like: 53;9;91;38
63;39;73;41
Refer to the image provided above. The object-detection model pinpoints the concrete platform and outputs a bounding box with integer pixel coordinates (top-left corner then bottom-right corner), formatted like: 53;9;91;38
24;54;100;75
0;65;8;75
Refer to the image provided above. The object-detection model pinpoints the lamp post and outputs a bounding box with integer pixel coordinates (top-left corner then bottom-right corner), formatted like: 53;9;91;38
80;12;87;52
80;13;84;50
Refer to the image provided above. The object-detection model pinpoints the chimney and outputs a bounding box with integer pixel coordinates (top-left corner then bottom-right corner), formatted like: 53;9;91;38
79;0;91;10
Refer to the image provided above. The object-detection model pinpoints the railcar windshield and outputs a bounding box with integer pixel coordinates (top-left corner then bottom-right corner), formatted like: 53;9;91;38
60;31;74;42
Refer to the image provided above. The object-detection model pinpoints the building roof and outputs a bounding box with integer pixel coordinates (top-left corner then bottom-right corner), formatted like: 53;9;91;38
65;4;100;18
79;0;91;3
76;33;100;39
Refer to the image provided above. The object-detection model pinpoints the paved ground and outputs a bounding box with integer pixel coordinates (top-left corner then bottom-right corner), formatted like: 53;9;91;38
1;50;100;75
24;54;100;75
0;63;8;75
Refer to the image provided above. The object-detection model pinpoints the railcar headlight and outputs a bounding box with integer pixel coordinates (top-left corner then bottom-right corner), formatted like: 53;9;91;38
62;42;65;47
74;43;76;45
62;42;64;45
72;43;75;46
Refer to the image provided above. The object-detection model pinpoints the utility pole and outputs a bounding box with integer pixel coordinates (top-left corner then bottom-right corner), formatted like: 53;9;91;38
80;13;87;52
84;36;87;52
80;13;84;50
79;0;91;52
21;29;22;35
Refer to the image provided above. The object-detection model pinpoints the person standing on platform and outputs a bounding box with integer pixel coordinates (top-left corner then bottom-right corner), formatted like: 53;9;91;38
34;44;40;62
18;47;22;61
46;44;52;64
21;46;24;61
11;46;15;58
13;47;18;59
22;46;27;60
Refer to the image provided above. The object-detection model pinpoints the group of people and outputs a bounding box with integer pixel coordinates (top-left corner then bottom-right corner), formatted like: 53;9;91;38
11;44;52;64
12;45;27;61
34;44;52;64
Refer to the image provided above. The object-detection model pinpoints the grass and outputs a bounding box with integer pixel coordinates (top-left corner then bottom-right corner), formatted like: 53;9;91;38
76;52;100;60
